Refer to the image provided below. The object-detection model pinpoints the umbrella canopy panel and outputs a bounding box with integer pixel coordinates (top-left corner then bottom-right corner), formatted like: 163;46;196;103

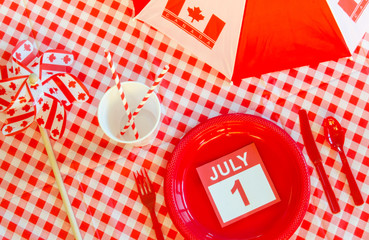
134;0;351;86
234;0;350;83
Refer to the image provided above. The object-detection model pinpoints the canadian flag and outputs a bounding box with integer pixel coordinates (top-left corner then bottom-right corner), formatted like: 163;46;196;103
134;0;369;85
162;0;226;49
135;0;246;82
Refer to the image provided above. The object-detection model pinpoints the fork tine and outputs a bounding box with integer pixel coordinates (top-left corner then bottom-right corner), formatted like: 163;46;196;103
134;169;156;195
144;169;154;193
134;171;144;196
140;169;150;194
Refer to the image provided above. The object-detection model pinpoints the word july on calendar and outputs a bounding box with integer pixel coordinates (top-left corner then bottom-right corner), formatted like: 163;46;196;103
196;143;280;227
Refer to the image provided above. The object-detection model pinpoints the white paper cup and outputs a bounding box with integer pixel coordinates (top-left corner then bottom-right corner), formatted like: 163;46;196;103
98;81;161;146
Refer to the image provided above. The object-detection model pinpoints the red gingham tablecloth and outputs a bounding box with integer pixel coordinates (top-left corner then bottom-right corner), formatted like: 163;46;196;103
1;0;369;239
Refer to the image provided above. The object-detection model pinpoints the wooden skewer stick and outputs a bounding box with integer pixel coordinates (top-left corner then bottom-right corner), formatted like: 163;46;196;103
29;74;82;240
39;126;82;240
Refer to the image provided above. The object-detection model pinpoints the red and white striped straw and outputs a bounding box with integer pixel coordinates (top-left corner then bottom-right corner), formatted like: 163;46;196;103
104;49;139;139
120;65;170;135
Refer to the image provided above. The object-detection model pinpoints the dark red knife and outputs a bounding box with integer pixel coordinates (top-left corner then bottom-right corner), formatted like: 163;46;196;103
299;109;340;214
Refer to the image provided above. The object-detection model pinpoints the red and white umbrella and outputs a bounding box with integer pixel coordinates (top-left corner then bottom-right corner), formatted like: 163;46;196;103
0;39;89;240
133;0;369;85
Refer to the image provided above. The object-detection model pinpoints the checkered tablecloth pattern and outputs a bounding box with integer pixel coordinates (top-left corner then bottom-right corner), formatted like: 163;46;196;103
1;0;369;239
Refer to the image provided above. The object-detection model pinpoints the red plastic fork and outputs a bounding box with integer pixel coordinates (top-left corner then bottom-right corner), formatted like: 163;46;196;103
134;170;165;240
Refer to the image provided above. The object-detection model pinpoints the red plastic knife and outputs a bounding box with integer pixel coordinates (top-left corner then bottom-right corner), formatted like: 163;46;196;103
299;109;340;214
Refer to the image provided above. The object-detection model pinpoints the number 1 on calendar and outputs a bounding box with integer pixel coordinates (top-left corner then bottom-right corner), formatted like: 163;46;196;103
231;179;250;206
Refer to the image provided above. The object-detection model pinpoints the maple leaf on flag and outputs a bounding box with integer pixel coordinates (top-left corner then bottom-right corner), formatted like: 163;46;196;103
22;104;31;112
49;54;56;62
5;125;13;133
37;117;45;125
7;109;15;116
42;103;50;111
51;128;60;137
15;52;22;60
78;92;86;101
63;55;71;64
68;81;76;88
188;6;205;23
9;82;17;91
56;113;63;121
9;82;16;90
0;88;5;95
24;44;31;51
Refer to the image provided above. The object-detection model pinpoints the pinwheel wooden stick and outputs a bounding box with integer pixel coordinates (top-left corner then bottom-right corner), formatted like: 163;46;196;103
30;75;83;240
39;125;82;240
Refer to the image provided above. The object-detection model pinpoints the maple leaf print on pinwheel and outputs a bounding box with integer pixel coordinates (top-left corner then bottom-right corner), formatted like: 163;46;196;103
20;121;28;127
15;52;22;60
56;113;63;121
48;53;56;62
68;80;76;88
188;6;205;23
51;128;60;138
9;82;16;90
22;104;31;112
63;55;72;64
78;92;87;101
42;102;50;112
37;117;45;125
0;40;90;140
24;43;31;51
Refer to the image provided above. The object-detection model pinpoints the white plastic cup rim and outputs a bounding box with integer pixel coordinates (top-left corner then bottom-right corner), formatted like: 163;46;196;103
98;81;161;146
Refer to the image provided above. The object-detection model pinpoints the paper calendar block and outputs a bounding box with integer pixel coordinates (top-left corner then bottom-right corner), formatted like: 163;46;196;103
196;143;280;227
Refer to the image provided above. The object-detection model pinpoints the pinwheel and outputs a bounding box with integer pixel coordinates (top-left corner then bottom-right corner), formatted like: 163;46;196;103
0;39;89;240
0;40;89;138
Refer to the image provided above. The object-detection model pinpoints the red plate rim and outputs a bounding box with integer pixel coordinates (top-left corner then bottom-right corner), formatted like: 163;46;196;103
165;113;310;239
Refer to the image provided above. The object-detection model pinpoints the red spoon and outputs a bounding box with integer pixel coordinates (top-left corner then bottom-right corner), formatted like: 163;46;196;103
323;116;364;206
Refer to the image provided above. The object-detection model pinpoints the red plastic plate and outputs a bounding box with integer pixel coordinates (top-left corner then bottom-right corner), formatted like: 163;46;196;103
165;114;310;240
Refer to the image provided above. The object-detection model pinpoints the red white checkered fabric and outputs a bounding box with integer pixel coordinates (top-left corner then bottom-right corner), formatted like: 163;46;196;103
1;0;369;239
